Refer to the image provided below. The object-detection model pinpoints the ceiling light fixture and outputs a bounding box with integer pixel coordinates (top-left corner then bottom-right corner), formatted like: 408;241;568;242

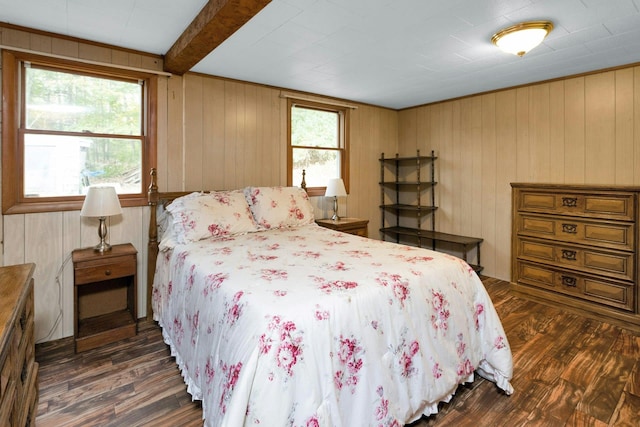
491;21;554;57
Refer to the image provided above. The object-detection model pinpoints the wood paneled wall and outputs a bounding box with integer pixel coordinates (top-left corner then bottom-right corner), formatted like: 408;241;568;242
0;25;398;342
157;72;398;235
398;66;640;280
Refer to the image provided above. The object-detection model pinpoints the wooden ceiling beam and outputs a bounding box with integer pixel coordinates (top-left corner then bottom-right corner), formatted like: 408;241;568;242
163;0;271;75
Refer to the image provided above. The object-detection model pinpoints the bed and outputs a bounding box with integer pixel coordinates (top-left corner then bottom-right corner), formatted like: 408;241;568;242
146;169;513;426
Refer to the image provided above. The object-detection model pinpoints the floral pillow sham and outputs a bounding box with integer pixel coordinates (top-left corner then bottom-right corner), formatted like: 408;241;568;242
244;186;315;229
166;190;259;244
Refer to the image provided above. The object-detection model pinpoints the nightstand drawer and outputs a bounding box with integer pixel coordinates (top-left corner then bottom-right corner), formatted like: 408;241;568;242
348;226;368;237
316;218;369;237
75;258;136;285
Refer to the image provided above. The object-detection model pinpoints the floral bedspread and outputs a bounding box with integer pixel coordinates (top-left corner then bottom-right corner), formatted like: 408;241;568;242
153;224;513;427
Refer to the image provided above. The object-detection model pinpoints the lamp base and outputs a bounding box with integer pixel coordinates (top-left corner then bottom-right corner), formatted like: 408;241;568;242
331;196;340;221
94;217;112;252
93;241;112;252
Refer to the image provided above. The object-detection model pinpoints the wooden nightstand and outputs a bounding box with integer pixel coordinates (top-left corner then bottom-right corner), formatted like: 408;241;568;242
72;243;137;353
316;218;369;237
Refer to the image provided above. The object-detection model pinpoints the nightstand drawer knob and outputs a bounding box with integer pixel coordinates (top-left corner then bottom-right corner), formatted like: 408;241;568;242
104;270;112;276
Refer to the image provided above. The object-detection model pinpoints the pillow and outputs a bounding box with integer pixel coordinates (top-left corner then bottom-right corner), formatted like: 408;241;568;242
166;191;259;244
244;186;315;229
157;206;179;251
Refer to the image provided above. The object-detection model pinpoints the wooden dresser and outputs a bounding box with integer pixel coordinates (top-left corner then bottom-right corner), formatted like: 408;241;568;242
511;184;640;331
0;263;38;427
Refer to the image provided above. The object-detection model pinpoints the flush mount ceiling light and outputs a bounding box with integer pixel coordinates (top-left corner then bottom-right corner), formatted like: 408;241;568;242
491;21;554;57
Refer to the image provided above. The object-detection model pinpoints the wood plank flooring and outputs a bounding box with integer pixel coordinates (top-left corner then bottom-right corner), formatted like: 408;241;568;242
35;277;640;427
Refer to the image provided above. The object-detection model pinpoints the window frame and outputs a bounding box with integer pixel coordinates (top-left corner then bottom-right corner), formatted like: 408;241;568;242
1;49;157;214
287;98;349;197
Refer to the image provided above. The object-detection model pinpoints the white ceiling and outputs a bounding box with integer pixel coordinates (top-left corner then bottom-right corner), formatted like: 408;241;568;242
2;0;640;109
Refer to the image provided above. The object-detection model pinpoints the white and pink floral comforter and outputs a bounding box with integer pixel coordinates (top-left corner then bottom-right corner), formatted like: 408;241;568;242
153;224;513;427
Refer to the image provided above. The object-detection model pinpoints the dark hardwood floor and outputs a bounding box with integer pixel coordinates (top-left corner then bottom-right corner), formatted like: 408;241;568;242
36;277;640;427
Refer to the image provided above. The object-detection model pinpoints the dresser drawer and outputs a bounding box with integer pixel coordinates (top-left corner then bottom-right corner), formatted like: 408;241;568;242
517;190;635;220
516;213;634;251
75;257;136;285
16;320;34;393
517;238;634;281
22;361;38;427
0;342;14;399
517;261;634;311
316;218;369;237
12;286;34;352
0;381;15;427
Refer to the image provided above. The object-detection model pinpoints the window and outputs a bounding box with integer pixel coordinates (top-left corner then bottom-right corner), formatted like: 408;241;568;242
2;50;157;214
287;99;349;197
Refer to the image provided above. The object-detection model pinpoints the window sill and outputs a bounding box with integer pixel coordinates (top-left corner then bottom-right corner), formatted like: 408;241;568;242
2;195;149;215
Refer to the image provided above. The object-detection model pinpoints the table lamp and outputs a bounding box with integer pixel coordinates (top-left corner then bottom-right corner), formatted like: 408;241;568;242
80;185;122;252
325;178;347;220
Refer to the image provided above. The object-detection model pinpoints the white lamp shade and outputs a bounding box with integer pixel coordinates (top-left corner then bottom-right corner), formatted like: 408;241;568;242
325;178;347;197
80;186;122;217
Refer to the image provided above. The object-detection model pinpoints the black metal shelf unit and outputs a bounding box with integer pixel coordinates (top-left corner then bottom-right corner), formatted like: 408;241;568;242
379;149;483;273
379;149;437;240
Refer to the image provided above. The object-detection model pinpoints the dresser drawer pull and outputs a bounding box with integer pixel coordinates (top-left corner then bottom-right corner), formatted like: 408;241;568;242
561;276;577;287
562;197;578;207
562;223;577;234
561;250;577;261
104;270;112;276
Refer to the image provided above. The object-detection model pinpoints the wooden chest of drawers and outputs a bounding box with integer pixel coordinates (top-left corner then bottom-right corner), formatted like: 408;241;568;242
0;263;38;427
512;184;640;330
